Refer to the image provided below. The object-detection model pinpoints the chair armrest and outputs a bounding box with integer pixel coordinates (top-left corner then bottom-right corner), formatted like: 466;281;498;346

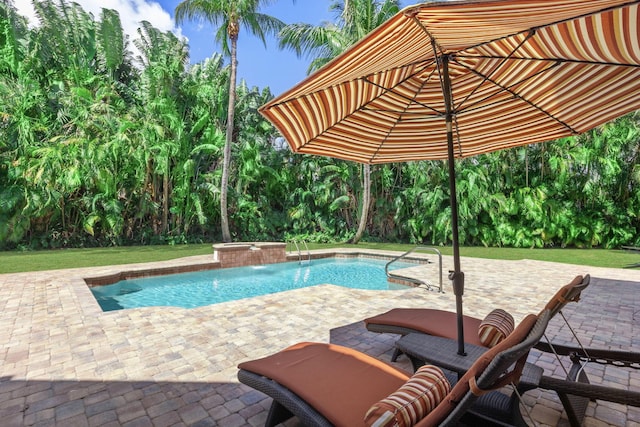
539;375;640;406
396;333;542;391
535;342;640;369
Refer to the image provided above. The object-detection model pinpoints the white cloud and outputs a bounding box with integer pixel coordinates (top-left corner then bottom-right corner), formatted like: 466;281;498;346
13;1;38;24
14;0;184;51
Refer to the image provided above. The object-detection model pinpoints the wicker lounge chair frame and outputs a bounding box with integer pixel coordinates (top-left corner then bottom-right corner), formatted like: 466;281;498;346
365;275;589;361
535;331;640;426
237;310;551;427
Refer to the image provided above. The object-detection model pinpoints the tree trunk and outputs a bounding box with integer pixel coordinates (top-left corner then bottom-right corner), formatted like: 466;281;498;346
220;35;238;242
351;163;371;244
162;163;169;233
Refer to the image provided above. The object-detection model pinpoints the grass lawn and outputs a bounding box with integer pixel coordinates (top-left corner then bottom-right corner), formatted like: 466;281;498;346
0;242;638;274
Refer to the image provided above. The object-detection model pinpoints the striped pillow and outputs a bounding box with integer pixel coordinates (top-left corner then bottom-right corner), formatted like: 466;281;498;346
478;308;515;347
364;365;451;427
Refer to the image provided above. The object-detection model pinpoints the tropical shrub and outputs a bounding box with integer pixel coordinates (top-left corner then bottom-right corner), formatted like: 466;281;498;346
1;1;639;250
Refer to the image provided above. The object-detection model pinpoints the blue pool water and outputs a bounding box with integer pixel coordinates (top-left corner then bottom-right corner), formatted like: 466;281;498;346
90;257;414;311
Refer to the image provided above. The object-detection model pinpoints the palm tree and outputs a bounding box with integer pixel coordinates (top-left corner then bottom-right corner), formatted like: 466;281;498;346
278;0;400;243
174;0;288;242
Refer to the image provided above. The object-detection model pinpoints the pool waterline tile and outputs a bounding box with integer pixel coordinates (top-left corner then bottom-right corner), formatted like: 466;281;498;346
0;248;639;426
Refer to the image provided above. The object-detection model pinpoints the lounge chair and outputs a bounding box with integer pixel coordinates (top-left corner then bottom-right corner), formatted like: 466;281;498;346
532;277;640;427
364;275;589;359
237;309;550;427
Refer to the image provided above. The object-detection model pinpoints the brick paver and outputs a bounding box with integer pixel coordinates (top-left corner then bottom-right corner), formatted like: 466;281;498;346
0;249;638;426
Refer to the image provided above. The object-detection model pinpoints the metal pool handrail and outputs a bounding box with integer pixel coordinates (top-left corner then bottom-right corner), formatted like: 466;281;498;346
385;246;443;292
290;239;311;265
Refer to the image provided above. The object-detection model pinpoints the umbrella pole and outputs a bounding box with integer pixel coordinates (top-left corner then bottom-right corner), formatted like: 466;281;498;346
446;124;466;356
442;56;466;356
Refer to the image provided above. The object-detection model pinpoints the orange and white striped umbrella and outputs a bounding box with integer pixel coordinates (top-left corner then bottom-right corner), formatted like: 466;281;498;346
261;0;640;164
260;0;640;355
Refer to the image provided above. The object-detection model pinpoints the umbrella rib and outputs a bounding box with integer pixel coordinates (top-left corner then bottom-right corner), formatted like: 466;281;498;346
361;61;444;116
455;57;562;109
407;10;448;64
456;0;640;57
369;71;438;163
299;60;441;158
457;54;640;69
451;30;536;114
457;59;579;134
409;14;469;156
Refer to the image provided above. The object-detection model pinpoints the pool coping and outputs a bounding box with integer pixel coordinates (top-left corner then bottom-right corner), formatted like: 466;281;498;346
82;249;432;287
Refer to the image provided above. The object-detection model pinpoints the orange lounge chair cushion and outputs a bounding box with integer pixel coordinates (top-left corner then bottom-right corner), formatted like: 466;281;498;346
365;309;485;347
238;342;410;427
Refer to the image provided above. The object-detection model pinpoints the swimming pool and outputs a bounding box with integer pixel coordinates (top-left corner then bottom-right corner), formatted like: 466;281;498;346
90;257;415;311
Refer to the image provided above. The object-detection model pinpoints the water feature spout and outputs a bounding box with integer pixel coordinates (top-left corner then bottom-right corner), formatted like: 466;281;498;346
211;242;286;268
249;244;264;266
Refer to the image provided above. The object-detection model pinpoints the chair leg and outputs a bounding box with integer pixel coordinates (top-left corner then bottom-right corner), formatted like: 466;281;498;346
391;347;402;362
558;362;591;427
392;346;424;371
265;400;294;427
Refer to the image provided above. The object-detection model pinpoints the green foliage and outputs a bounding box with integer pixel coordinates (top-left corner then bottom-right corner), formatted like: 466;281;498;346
278;0;401;244
279;0;400;73
0;0;639;251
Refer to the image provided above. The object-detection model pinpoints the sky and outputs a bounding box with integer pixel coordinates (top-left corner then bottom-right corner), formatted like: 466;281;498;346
14;0;413;96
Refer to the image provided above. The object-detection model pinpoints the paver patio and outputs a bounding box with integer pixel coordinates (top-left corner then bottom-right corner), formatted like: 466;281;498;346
0;249;638;426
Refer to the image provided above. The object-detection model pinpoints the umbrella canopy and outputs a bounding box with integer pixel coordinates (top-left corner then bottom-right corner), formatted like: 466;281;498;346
259;0;640;354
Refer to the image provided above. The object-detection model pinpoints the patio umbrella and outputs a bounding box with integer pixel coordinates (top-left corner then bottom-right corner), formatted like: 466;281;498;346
259;0;640;355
